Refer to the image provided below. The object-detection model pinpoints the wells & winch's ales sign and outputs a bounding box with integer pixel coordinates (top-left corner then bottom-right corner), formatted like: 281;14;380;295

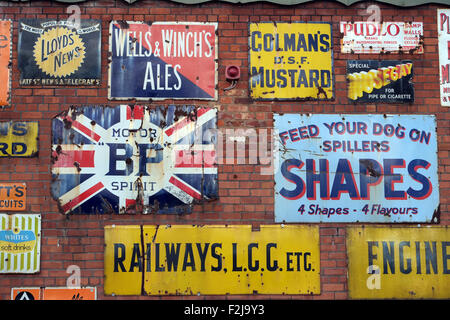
108;21;217;100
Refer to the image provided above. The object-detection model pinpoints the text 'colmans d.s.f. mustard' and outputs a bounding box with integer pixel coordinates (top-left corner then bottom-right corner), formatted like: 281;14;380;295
347;62;413;100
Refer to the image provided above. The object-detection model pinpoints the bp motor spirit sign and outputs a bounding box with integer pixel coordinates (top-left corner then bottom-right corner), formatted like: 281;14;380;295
18;19;101;86
108;21;217;100
274;114;439;223
51;105;218;214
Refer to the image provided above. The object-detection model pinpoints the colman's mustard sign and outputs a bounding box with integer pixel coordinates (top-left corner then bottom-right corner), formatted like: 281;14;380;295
18;19;101;86
104;225;320;295
249;22;334;100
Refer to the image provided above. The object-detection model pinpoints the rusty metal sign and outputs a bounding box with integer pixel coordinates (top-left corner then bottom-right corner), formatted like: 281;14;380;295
18;19;101;86
0;214;41;273
0;183;26;211
11;287;41;300
104;224;320;295
347;226;450;299
249;22;334;100
11;287;96;300
0;121;39;157
108;21;217;100
274;114;439;223
51;105;218;214
340;21;423;54
0;20;11;107
347;60;414;103
438;9;450;106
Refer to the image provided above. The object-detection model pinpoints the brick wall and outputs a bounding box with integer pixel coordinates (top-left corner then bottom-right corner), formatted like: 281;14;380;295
0;0;448;300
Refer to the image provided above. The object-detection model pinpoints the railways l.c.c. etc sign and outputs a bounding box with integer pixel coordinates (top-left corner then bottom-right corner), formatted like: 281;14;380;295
51;105;218;215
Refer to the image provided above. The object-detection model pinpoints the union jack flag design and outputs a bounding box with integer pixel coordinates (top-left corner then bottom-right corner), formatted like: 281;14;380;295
51;105;218;214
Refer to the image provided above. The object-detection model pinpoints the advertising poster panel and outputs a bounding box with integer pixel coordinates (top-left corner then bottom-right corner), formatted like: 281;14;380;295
109;21;217;100
347;60;414;103
0;214;41;273
0;20;11;107
104;224;320;295
51;105;218;214
18;19;101;86
0;121;39;158
340;21;423;54
347;226;450;299
249;22;334;100
274;114;439;223
438;9;450;106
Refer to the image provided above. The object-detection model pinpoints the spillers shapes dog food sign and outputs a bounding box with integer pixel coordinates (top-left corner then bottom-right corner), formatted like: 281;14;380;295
18;19;101;86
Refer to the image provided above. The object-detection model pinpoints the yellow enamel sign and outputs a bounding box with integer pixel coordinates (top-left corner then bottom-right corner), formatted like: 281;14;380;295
347;226;450;299
0;121;38;157
249;22;334;100
104;225;320;295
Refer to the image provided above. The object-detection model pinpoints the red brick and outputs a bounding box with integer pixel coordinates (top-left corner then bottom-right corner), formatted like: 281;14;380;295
0;0;448;302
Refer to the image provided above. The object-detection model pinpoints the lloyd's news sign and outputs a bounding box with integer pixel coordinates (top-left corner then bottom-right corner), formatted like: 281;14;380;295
274;114;439;223
108;21;217;100
18;19;101;86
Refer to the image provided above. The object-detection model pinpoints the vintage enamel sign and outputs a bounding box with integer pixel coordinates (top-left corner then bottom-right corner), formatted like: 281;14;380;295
274;114;439;223
0;183;26;211
0;20;11;107
0;214;41;273
0;121;39;158
104;224;320;295
347;226;450;299
340;21;423;54
51;105;218;214
18;19;101;86
438;9;450;106
347;60;414;103
11;287;96;300
249;22;334;100
108;21;217;100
